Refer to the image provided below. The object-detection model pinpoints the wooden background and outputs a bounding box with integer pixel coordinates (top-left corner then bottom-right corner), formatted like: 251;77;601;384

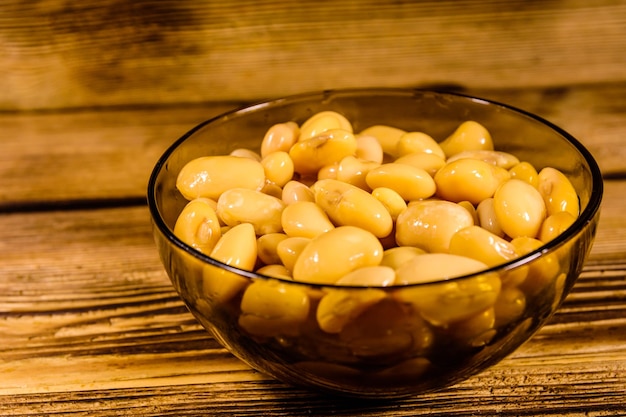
1;0;626;415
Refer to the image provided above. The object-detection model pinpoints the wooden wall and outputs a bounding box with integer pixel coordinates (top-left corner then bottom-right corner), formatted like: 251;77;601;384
1;0;625;111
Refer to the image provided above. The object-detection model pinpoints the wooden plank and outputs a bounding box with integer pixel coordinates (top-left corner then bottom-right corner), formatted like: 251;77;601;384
1;84;625;208
0;180;625;413
1;0;625;110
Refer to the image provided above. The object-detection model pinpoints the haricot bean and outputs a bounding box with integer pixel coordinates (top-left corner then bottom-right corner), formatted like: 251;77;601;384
173;110;582;354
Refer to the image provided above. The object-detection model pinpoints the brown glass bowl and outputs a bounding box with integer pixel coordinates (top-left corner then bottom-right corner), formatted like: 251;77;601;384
147;89;602;398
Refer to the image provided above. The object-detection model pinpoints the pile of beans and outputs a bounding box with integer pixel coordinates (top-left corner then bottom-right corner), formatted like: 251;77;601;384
173;110;579;356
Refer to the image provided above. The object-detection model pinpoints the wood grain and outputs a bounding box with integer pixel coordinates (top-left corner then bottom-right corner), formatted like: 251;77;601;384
2;83;625;210
1;0;625;110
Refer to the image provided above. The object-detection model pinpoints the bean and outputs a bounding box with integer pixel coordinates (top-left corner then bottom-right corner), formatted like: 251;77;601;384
395;253;489;284
434;158;509;205
276;236;311;272
281;201;335;239
446;150;519;169
316;287;387;333
336;155;380;190
281;180;315;205
335;265;397;287
511;236;561;296
365;163;436;201
216;188;286;235
230;148;261;161
293;226;384;284
380;246;426;270
444;307;496;347
260;180;283;199
458;200;479;224
539;211;577;243
359;124;406;157
289;129;357;175
396;131;445;159
174;198;222;255
509;161;539;187
239;279;310;337
537;167;580;217
395;200;474;253
317;162;339;180
261;151;294;187
256;264;293;279
476;198;504;237
355;134;384;164
438;121;494;158
257;233;288;265
311;179;393;238
371;187;407;221
394;152;446;177
261;121;300;157
176;155;265;200
494;286;526;327
299;110;353;140
493;178;546;238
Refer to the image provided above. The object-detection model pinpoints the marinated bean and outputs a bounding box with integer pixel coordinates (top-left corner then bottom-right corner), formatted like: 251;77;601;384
281;201;335;239
371;187;407;221
494;286;526;328
365;163;436;201
216;188;286;235
230;148;262;161
239;279;310;337
289;129;358;175
293;226;384;284
336;155;380;190
260;180;283;199
257;233;288;265
537;167;580;217
396;132;445;159
177;155;265;200
458;200;479;225
281;180;315;205
256;264;293;279
438;121;494;158
359;124;406;157
396;200;474;253
511;236;561;296
261;151;294;187
394;152;446;177
261;121;300;157
299;110;353;140
355;134;384;164
446;150;519;169
276;236;311;272
434;158;509;205
335;266;397;287
493;178;546;238
395;253;489;284
476;198;504;237
380;246;426;270
448;225;519;268
443;307;496;347
509;161;539;187
311;179;393;238
539;211;577;243
174;198;222;255
316;287;386;333
317;162;339;180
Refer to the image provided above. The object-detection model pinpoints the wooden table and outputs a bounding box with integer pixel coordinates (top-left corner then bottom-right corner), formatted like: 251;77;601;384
2;1;626;415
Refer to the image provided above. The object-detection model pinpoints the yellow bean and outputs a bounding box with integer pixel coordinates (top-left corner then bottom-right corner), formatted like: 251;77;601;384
257;232;288;265
371;187;407;221
365;163;436;201
394;269;501;325
448;225;519;267
395;253;489;284
355;134;384;164
493;179;546;238
476;197;504;237
509;161;539;187
311;179;393;238
494;286;526;328
299;110;353;140
434;158;509;205
281;180;315;205
458;200;479;224
174;198;222;255
317;162;339;180
336;155;380;190
395;200;474;253
216;188;286;235
446;150;519;169
539;211;577;243
335;265;397;286
281;201;335;239
394;152;446;177
359;124;406;157
176;155;265;200
396;131;445;159
260;180;283;199
261;121;300;158
438;120;494;158
511;236;561;296
276;236;311;272
289;129;357;175
229;148;261;161
239;279;310;337
381;246;426;270
256;264;293;279
293;226;384;284
261;151;294;187
316;287;386;333
537;167;580;217
444;307;496;347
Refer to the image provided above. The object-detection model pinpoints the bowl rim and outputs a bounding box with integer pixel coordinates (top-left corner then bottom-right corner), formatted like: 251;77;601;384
147;87;604;289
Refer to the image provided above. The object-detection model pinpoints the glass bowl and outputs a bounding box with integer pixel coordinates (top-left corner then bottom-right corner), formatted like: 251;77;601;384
147;88;603;398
